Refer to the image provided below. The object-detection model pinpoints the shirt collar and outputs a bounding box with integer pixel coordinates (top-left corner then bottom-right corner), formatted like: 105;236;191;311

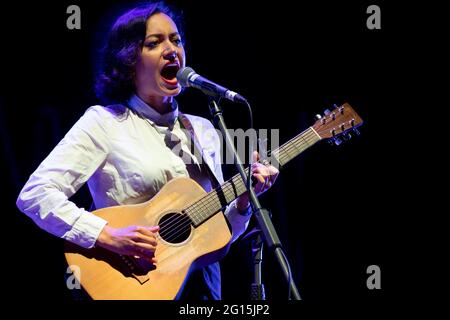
127;94;179;127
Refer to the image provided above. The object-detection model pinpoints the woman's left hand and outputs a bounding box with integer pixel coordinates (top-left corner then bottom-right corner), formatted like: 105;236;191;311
235;151;279;212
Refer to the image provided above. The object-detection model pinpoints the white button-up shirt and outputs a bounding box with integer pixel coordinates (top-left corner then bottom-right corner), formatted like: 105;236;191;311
17;94;250;248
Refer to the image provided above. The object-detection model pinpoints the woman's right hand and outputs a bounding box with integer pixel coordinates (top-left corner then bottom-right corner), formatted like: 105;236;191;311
95;225;159;264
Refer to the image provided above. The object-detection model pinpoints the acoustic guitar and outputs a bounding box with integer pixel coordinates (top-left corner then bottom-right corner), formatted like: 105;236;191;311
65;103;363;299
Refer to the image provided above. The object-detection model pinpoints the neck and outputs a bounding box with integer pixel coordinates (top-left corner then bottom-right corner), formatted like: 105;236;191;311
136;92;175;114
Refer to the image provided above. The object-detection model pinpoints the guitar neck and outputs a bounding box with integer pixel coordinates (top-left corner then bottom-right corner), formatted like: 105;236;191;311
185;127;322;226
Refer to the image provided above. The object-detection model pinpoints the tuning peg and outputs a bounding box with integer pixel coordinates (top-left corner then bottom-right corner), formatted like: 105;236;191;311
324;109;331;116
342;132;352;141
352;128;361;136
333;137;342;146
314;114;322;120
333;103;339;109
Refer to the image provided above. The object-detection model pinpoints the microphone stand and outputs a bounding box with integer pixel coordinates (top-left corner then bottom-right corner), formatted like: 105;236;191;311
207;97;301;300
251;232;265;300
242;227;265;300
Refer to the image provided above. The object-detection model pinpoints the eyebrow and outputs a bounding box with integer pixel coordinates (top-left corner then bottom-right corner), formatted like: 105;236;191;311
145;32;180;39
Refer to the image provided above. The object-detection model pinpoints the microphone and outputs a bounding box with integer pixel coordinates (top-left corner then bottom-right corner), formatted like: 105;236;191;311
176;67;248;104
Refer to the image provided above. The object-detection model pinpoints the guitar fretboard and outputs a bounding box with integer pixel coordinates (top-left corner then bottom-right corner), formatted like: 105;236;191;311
184;127;321;226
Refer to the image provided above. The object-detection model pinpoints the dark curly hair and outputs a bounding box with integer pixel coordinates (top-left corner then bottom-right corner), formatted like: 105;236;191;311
95;1;184;105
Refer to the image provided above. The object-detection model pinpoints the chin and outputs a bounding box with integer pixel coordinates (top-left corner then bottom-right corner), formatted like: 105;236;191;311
161;85;182;96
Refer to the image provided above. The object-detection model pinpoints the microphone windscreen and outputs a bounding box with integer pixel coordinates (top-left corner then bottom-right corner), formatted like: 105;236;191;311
176;67;195;87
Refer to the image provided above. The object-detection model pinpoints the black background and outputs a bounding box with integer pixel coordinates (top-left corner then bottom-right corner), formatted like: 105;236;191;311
0;0;447;308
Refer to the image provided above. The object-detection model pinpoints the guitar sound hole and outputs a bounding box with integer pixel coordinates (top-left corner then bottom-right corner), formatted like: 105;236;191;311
158;212;192;244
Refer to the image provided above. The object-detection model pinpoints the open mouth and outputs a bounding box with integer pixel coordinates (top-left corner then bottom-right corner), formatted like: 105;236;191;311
160;63;180;85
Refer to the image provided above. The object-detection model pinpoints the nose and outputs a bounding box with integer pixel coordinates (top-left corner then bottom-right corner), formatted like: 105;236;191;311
163;46;177;61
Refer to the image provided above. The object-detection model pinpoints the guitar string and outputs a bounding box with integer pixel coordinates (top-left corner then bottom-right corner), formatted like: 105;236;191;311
157;129;319;245
158;127;318;235
157;129;319;244
178;127;318;223
156;128;318;239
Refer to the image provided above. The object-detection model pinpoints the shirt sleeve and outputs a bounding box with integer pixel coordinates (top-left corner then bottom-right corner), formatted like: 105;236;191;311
200;118;252;243
16;106;110;248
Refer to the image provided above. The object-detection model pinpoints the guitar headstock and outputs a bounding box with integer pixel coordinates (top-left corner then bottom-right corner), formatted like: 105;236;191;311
312;103;363;145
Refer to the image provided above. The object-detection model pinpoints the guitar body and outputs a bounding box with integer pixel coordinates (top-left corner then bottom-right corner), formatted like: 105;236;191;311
65;177;232;300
